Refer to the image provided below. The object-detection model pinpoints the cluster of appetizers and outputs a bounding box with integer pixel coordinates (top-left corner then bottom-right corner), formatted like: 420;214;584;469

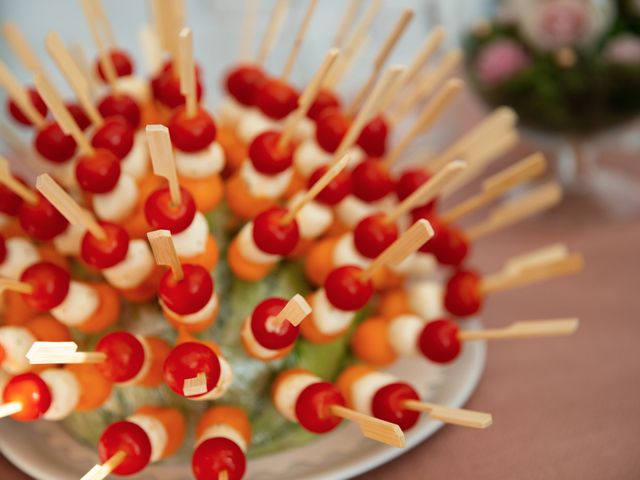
0;1;584;479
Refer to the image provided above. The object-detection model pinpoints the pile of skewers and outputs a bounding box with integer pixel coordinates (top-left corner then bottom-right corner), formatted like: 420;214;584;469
0;1;584;479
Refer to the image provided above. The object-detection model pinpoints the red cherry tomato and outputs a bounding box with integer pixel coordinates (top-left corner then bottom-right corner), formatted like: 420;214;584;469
295;381;345;434
7;88;48;127
153;67;204;110
225;64;267;106
307;88;341;122
395;169;431;202
250;297;300;350
324;265;373;311
371;382;421;431
97;93;141;129
192;437;246;480
353;213;398;259
0;181;24;216
0;235;6;264
357;115;388;157
91;116;135;160
2;372;52;421
75;148;121;193
254;79;299;120
33;122;77;164
98;421;152;476
95;49;134;82
252;207;300;256
95;331;146;383
416;217;469;266
168;105;216;153
20;261;70;311
19;193;69;241
315;109;349;153
248;131;294;175
163;342;221;397
81;221;130;269
418;318;461;363
444;270;483;317
307;165;352;206
65;102;91;131
145;186;196;234
351;158;394;202
159;264;213;315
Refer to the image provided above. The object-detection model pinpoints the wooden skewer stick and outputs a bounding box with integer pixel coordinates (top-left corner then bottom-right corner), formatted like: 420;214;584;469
183;372;207;397
329;404;405;448
80;450;127;480
384;78;464;169
0;402;23;419
504;243;569;274
0;278;33;295
36;173;106;240
458;318;579;341
26;341;106;364
2;22;45;74
147;229;184;281
280;0;319;81
68;43;100;99
0;156;37;204
270;294;312;329
91;0;116;49
178;28;197;117
219;470;230;480
441;153;547;223
0;61;46;128
402;401;492;429
385;160;467;224
79;0;118;90
277;48;340;149
239;0;260;61
347;7;414;115
45;32;103;127
333;0;363;47
146;124;181;206
255;0;289;65
361;219;434;281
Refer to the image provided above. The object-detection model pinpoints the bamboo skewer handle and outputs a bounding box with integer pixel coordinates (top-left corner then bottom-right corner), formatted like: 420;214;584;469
146;124;182;206
271;294;312;329
0;278;33;295
26;341;107;364
403;400;493;429
256;0;288;65
504;243;569;274
81;450;127;480
280;0;318;81
183;372;208;396
147;230;184;281
458;318;579;341
329;404;405;448
0;156;38;204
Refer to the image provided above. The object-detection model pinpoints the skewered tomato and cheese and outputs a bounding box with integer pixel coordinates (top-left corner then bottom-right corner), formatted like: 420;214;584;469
6;87;47;127
18;191;69;242
219;64;267;129
97;91;142;130
32;121;78;188
151;60;204;111
93;49;151;104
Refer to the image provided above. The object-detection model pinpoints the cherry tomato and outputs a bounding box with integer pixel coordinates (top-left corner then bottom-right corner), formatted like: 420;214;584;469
324;265;373;311
351;158;394;202
97;93;141;129
98;421;152;476
145;186;196;234
250;297;300;350
225;64;266;106
91;116;135;160
395;169;430;201
418;318;461;363
371;382;421;431
20;261;70;311
307;88;340;122
7;88;47;127
159;264;213;315
95;49;134;82
254;78;298;120
153;67;204;110
2;372;52;421
33;122;77;164
19;193;69;241
295;381;345;433
0;181;24;216
192;437;246;480
75;148;121;193
416;217;469;266
168;105;216;153
163;342;221;397
95;332;146;383
248;131;294;175
315;109;349;153
65;102;91;131
307;165;352;206
353;213;398;259
252;207;300;256
81;221;129;269
444;270;483;317
0;235;6;264
357;115;388;157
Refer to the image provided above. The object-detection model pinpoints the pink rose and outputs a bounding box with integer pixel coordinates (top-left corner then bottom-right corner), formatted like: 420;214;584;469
604;35;640;65
475;39;532;86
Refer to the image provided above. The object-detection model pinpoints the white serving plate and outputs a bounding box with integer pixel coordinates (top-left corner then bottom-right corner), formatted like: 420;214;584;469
0;320;485;480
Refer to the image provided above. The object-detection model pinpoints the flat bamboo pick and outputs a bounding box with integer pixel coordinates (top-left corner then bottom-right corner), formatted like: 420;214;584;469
333;0;363;47
403;400;492;428
504;243;569;274
255;0;289;65
36;173;106;239
146;124;181;205
0;61;46;128
2;22;45;74
271;294;312;329
79;0;118;89
280;0;319;81
91;0;116;49
239;0;260;61
384;78;464;168
183;372;208;396
329;404;405;447
45;32;103;127
26;341;106;364
277;48;339;149
139;24;164;76
441;153;547;223
459;318;579;341
147;230;184;281
68;43;100;99
80;451;127;480
385;160;467;224
0;278;33;294
178;28;197;117
361;219;434;281
0;402;23;419
219;470;229;480
34;73;94;155
0;156;37;204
